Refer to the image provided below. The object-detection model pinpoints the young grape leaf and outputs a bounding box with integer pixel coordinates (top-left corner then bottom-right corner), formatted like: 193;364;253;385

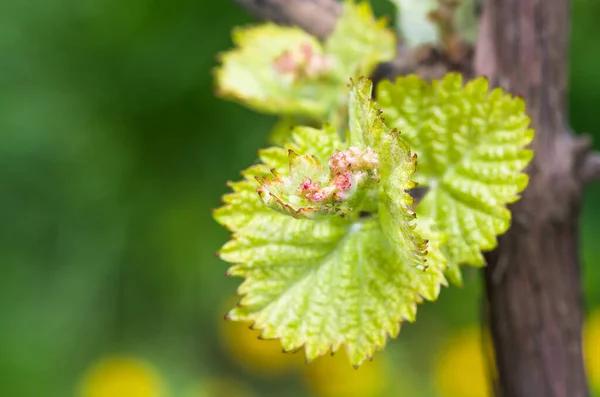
215;24;339;117
325;1;396;80
214;78;447;367
377;74;534;270
214;1;395;122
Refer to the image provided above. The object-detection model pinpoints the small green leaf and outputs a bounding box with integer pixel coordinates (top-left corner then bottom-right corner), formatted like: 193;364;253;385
257;146;381;220
377;74;534;269
215;1;396;121
214;78;447;367
215;24;340;117
326;1;396;79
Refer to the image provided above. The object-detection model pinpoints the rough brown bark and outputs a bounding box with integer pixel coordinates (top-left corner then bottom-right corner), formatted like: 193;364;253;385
235;0;598;395
476;1;590;396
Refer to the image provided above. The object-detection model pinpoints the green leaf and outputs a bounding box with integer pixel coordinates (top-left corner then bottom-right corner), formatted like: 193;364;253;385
214;78;447;367
215;24;340;117
215;1;396;121
377;74;534;269
325;1;396;79
257;145;381;220
413;219;450;296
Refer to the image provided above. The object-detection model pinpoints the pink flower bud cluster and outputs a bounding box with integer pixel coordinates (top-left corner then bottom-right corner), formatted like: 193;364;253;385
328;147;379;175
296;147;379;204
272;43;335;79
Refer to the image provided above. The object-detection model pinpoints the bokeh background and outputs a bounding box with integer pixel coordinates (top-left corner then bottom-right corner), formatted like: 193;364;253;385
0;1;598;396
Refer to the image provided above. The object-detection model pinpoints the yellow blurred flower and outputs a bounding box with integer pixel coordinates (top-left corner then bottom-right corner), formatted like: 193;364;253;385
435;327;495;397
218;298;304;376
302;349;389;397
584;309;600;394
79;356;166;397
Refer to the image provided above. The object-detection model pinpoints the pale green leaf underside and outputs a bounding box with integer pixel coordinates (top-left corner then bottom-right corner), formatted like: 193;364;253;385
214;78;447;367
377;74;534;268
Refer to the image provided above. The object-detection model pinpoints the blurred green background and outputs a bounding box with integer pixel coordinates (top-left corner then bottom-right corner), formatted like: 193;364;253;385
0;1;598;396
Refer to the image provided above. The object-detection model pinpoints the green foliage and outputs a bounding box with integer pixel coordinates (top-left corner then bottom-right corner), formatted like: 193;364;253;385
215;0;395;125
214;0;534;368
214;78;447;367
377;74;533;271
324;1;395;80
214;72;533;366
215;25;334;117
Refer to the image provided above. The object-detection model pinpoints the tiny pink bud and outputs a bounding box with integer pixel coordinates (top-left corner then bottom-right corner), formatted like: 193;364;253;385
310;190;328;202
300;43;314;60
273;50;296;74
300;178;313;191
333;171;352;191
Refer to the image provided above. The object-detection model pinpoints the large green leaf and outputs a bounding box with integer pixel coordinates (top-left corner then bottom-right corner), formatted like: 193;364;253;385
214;78;447;367
377;74;534;269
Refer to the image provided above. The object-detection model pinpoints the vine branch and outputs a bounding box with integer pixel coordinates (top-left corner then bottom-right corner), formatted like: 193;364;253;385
476;0;589;395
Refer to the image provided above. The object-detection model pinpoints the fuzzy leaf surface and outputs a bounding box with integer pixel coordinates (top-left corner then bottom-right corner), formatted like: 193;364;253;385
377;74;534;269
214;78;447;367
